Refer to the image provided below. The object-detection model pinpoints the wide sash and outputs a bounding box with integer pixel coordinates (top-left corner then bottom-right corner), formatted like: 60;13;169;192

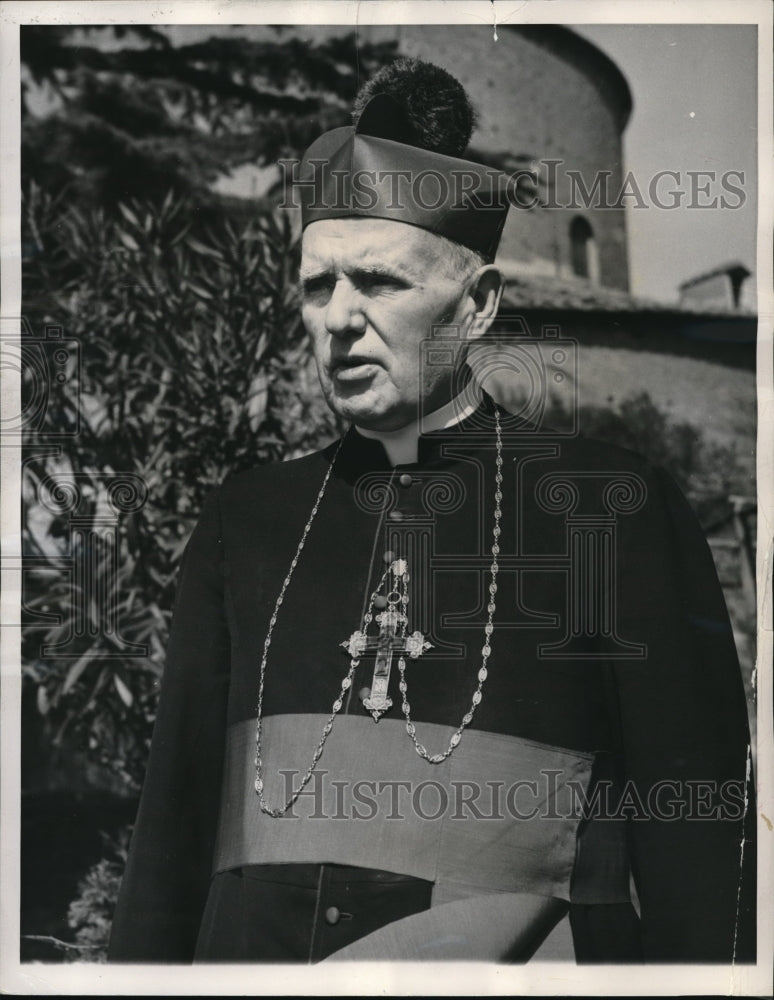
214;715;629;906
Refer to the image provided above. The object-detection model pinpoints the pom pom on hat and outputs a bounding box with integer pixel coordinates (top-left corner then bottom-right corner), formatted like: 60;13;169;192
351;57;477;157
299;57;508;261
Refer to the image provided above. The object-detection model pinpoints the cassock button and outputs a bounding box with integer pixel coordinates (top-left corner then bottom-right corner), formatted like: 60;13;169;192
325;906;341;926
399;473;413;488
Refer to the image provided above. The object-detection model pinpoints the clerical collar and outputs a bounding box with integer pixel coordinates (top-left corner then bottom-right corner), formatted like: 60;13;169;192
355;386;483;466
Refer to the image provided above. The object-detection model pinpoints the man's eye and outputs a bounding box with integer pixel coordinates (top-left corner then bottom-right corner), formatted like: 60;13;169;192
301;277;332;298
360;274;405;291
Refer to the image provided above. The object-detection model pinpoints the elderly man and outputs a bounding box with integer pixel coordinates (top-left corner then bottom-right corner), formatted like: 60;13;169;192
108;59;754;964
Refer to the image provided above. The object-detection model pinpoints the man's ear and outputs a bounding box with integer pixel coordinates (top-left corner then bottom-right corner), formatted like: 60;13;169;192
466;266;504;341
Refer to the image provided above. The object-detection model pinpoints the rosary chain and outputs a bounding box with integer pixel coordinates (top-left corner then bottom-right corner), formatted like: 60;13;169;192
255;510;393;817
254;406;505;814
398;407;503;763
254;440;347;817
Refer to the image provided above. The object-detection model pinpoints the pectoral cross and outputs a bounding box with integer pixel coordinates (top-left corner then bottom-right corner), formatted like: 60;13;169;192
341;569;432;722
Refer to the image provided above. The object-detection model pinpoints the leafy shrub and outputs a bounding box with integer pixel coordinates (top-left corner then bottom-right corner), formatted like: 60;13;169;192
65;827;131;962
576;391;749;527
22;187;341;792
21;26;400;213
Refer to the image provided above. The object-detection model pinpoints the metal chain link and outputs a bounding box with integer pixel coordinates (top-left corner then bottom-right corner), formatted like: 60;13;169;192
254;406;504;814
254;440;348;818
398;407;503;763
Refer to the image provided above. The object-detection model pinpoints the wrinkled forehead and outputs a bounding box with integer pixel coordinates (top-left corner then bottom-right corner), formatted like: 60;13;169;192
300;217;446;277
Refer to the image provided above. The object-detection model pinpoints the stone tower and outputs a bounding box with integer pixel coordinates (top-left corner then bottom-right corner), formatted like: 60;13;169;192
361;24;632;290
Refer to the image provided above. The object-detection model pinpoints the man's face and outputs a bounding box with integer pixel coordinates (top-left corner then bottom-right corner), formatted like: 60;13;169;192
300;218;475;431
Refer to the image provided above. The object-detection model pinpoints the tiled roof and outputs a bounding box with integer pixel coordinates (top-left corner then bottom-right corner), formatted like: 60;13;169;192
501;272;756;318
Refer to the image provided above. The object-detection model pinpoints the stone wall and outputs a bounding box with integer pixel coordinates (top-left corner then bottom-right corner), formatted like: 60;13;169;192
361;24;631;289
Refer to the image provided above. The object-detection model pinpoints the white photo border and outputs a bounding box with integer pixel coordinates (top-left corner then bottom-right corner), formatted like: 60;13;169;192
1;1;771;995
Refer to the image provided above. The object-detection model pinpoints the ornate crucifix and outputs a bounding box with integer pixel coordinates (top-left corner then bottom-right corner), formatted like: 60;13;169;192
341;560;432;721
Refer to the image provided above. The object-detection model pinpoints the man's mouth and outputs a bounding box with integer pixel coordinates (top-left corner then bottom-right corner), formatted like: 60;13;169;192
331;357;381;382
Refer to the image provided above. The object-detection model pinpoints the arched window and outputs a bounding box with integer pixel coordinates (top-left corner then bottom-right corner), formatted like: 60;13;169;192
569;216;600;284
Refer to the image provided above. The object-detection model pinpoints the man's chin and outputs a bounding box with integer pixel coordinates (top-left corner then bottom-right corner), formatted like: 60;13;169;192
328;392;411;432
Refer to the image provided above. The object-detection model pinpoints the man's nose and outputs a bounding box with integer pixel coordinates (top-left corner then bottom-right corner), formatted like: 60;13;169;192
324;279;366;338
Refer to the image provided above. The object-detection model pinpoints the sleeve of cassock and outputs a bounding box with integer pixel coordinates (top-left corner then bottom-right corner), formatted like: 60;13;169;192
108;488;231;962
611;464;756;962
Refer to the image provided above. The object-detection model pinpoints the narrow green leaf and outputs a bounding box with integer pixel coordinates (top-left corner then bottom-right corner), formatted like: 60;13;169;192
62;651;95;694
118;231;140;252
117;203;140;227
113;673;134;708
36;685;50;716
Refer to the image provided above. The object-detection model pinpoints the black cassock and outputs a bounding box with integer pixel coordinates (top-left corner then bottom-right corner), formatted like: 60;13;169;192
108;397;755;963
